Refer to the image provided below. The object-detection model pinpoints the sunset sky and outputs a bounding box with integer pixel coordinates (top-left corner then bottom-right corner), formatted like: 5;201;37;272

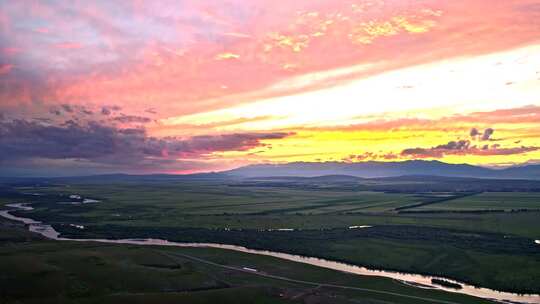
1;0;540;176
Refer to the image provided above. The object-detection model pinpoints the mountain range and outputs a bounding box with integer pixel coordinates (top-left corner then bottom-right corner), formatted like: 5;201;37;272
224;160;540;180
3;160;540;181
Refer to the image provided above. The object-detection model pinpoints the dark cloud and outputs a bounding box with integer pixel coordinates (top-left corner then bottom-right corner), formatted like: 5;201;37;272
401;140;471;158
112;115;152;124
0;119;292;168
480;146;540;156
433;140;470;150
401;139;538;158
168;133;293;156
49;104;94;117
346;152;376;161
470;128;480;137
342;151;398;162
50;108;62;116
469;127;494;140
401;147;443;158
61;104;73;113
101;106;122;116
481;128;494;141
32;117;52;123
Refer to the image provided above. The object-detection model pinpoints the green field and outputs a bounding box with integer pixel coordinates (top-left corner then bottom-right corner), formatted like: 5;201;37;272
6;182;539;238
20;182;421;215
0;219;493;304
414;192;540;211
1;177;540;295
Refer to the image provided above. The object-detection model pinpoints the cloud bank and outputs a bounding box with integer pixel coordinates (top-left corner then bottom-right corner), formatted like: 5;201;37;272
0;119;292;174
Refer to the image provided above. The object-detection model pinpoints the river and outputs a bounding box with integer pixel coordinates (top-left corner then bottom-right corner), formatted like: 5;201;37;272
1;204;539;304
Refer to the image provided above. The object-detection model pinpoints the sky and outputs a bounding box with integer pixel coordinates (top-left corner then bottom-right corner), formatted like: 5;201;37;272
1;0;540;176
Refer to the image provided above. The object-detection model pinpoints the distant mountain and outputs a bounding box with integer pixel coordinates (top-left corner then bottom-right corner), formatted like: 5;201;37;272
224;160;540;179
0;172;229;186
2;161;540;182
498;164;540;179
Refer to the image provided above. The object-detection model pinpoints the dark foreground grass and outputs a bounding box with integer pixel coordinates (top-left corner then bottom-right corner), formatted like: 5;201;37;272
0;220;494;304
52;223;540;294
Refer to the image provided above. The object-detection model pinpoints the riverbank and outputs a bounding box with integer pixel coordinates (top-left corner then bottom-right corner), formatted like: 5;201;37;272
1;204;539;304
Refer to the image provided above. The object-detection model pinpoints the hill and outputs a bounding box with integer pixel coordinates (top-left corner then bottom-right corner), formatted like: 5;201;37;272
224;160;540;179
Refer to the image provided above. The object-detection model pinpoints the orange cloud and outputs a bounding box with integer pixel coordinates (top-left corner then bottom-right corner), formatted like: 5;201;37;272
453;106;540;124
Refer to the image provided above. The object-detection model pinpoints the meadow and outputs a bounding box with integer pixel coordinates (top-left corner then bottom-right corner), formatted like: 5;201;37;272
414;192;540;211
0;218;493;304
1;176;540;295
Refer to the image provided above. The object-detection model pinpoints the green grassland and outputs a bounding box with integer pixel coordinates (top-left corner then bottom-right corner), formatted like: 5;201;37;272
414;192;540;211
6;182;539;238
1;178;540;294
0;220;493;304
21;182;421;214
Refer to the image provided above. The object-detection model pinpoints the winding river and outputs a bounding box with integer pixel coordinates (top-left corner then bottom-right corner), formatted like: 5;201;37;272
1;203;539;304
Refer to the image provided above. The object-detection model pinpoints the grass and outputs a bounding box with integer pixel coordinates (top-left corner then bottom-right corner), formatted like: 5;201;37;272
414;192;540;211
50;222;540;294
2;180;540;294
25;183;420;215
0;220;493;304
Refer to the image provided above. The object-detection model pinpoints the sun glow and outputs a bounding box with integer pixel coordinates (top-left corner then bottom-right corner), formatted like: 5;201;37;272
2;0;540;174
161;44;540;131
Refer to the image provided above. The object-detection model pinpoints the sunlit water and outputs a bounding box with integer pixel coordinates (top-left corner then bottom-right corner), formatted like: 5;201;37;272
5;203;34;211
1;204;539;304
58;198;101;205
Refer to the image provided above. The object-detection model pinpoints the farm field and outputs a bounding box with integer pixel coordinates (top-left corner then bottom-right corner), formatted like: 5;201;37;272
0;219;493;304
1;176;540;295
17;182;422;215
413;192;540;211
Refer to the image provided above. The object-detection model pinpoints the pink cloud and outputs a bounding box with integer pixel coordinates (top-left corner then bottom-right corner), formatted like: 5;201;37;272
2;0;540;131
54;42;84;49
0;64;13;75
2;47;21;56
34;27;49;34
